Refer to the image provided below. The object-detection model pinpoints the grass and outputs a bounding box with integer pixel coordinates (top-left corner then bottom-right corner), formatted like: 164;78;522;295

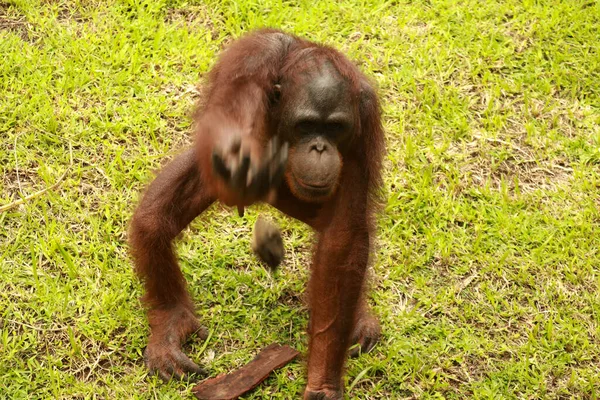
1;0;599;398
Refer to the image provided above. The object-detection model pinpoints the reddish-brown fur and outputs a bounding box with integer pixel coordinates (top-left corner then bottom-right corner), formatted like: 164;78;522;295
129;29;384;399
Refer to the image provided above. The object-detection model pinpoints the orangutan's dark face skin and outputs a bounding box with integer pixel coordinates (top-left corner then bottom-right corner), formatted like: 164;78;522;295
278;62;355;202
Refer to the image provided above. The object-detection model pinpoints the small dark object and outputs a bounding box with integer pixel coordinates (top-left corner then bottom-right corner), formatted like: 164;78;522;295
192;344;299;400
252;216;285;270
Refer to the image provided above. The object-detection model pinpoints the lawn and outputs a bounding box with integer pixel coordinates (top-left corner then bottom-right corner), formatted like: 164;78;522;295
1;0;599;398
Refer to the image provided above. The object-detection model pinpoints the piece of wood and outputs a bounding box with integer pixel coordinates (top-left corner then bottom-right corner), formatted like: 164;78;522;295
192;344;299;400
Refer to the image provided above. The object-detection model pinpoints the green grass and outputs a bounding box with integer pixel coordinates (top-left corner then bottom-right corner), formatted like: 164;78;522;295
1;0;599;398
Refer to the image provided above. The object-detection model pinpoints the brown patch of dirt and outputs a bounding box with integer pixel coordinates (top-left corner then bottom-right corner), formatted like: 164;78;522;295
0;2;31;41
166;5;220;41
